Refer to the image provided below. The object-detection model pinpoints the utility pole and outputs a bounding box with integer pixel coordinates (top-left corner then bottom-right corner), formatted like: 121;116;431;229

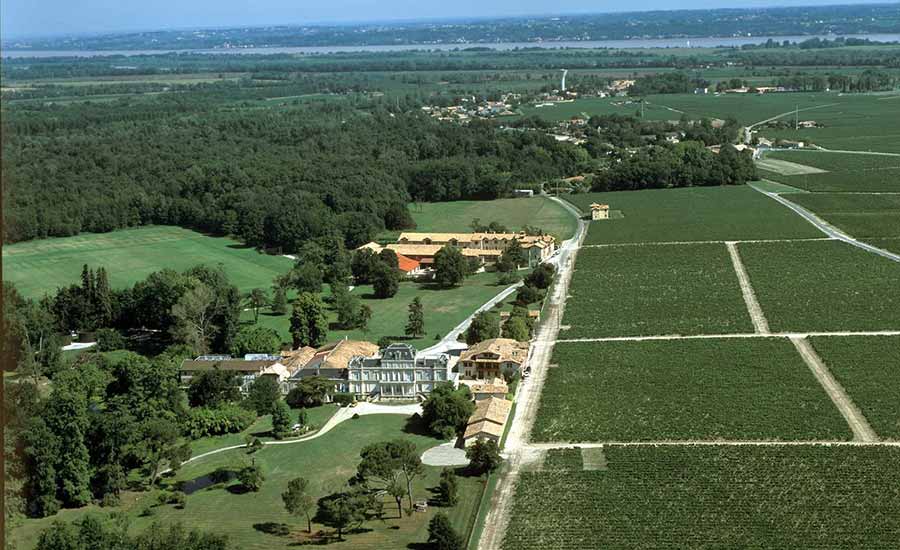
795;104;799;130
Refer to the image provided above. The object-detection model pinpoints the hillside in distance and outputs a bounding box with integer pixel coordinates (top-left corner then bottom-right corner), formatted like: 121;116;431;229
5;4;900;50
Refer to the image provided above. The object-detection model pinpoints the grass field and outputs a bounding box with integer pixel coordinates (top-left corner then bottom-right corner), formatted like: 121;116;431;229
531;339;851;442
503;446;900;549
561;244;753;338
566;186;822;245
789;193;900;238
739;240;900;332
244;271;515;348
380;196;577;242
810;336;900;440
754;156;827;175
2;226;294;299
765;150;900;172
11;415;484;550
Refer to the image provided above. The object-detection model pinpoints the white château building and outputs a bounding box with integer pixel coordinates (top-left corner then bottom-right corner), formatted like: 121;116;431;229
348;343;458;399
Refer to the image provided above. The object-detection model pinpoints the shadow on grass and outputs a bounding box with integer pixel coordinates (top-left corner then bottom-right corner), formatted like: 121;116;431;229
227;242;256;250
226;483;253;495
402;414;435;438
253;522;291;537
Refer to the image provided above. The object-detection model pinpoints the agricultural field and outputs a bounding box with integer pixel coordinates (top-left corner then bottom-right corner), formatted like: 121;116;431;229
759;93;900;153
244;271;515;348
738;240;900;332
760;167;900;193
788;193;900;238
502;446;900;550
2;225;294;299
11;415;484;550
380;196;577;242
765;150;900;172
566;186;822;245
810;336;900;440
561;244;753;338
531;339;851;442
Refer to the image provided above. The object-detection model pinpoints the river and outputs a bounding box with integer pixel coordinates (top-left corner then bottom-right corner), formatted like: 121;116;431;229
3;33;899;59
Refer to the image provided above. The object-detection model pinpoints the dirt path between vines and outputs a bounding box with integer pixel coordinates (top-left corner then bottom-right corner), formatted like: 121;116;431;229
790;337;878;442
726;242;770;334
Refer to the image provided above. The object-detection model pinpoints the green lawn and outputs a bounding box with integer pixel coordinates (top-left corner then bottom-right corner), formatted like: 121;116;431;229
2;225;294;299
566;186;822;245
561;244;753;338
245;271;516;348
810;336;900;440
188;405;339;456
381;196;577;242
503;446;900;549
12;415;484;550
739;240;900;332
532;339;850;442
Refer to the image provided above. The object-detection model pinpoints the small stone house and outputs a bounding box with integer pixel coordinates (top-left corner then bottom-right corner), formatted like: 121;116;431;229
590;203;610;220
463;397;512;446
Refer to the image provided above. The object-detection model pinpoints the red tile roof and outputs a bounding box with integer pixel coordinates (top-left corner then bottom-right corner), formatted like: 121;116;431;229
396;253;421;273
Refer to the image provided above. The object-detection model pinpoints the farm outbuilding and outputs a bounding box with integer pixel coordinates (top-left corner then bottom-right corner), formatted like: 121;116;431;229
590;203;610;220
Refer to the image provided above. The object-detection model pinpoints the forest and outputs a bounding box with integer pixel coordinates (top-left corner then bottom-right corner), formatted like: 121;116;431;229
2;100;587;249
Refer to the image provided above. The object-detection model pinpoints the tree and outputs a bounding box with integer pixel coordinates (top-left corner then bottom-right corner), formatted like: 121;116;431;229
428;512;465;550
246;375;281;416
246;288;268;323
282;477;316;533
421;383;475;439
371;261;399;299
499;239;527;270
271;399;292;439
286;376;335;408
405;297;425;338
524;264;555;290
170;282;219;355
387;480;406;518
502;316;530;342
465;311;500;345
434;246;467;287
229;325;281;356
238;462;264;492
44;385;92;507
187;369;240;408
515;284;542;307
138;417;183;487
22;418;61;518
283;263;324;295
290;293;328;348
466;439;502;476
436;468;459;506
315;488;369;541
334;283;365;329
358;305;372;334
271;284;288;316
357;439;423;513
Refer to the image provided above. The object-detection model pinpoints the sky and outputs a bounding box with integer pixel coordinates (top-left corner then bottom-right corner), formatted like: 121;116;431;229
2;0;895;39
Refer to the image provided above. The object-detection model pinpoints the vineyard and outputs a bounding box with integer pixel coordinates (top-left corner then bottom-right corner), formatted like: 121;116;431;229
789;193;900;238
566;186;821;245
811;336;900;440
765;150;900;172
531;339;852;442
502;446;900;550
561;244;753;338
739;240;900;332
760;167;900;193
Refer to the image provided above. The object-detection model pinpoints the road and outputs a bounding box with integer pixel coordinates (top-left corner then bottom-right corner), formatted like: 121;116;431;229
750;183;900;263
477;195;588;550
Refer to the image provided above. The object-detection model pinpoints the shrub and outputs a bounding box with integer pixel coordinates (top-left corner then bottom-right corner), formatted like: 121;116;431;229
95;328;126;351
332;393;355;407
185;404;256;439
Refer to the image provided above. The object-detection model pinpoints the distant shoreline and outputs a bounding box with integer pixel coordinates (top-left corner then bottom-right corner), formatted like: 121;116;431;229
4;33;900;59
